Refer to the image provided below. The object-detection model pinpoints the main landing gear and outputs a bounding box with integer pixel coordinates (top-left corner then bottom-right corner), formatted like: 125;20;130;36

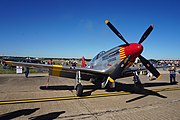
74;71;144;96
75;71;83;96
133;71;144;91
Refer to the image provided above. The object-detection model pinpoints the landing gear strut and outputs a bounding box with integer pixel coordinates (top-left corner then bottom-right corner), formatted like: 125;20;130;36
133;72;144;91
75;71;83;96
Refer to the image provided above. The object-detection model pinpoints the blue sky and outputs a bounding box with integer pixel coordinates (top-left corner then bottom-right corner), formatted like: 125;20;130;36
0;0;179;59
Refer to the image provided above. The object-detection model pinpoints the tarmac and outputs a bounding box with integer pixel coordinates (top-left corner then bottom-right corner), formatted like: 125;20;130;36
0;70;180;120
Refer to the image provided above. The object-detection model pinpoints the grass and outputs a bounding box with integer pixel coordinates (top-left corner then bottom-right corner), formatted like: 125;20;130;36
0;64;45;74
0;65;16;74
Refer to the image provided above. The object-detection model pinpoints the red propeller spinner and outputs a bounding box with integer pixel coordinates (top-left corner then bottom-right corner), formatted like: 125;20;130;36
119;43;143;61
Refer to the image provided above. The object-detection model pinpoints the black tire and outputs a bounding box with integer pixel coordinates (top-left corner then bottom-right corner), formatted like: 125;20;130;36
76;84;83;96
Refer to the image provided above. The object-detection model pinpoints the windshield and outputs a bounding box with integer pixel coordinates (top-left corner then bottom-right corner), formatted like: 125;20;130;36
91;51;105;62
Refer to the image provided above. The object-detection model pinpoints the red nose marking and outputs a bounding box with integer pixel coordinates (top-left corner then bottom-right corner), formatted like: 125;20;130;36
124;43;143;60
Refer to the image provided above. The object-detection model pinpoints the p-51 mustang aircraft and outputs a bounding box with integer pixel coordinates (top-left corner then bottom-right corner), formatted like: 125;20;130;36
4;20;161;96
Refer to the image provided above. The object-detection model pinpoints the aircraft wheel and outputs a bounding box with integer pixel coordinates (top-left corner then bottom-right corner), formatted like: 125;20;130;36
76;84;83;96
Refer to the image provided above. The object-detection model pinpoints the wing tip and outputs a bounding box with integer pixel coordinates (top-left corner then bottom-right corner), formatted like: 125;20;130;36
5;61;12;64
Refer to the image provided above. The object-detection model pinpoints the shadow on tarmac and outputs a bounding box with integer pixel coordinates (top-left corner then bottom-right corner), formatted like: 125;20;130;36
40;81;171;99
40;85;99;96
143;82;175;87
125;89;167;103
29;111;65;120
40;85;98;91
110;82;168;103
28;76;47;78
0;108;40;120
0;108;65;120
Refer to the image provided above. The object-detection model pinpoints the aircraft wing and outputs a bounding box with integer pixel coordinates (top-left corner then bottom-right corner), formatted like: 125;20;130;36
4;61;108;80
5;61;159;80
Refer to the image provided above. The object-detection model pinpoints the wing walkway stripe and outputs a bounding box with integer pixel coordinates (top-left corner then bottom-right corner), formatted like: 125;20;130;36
0;87;180;105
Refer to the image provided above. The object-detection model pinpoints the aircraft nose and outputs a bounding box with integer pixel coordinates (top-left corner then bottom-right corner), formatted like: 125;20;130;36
121;43;143;60
130;43;143;60
136;44;143;54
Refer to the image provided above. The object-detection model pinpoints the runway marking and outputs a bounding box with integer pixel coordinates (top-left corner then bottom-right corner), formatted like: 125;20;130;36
0;87;180;105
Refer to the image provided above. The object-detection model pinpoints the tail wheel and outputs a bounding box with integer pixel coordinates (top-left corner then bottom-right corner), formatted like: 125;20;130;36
76;84;83;96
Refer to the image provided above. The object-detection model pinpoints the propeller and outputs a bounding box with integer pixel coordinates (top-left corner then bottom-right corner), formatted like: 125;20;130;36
105;20;160;86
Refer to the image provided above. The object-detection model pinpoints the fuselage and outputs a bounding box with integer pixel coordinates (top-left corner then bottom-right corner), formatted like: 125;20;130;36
87;43;143;73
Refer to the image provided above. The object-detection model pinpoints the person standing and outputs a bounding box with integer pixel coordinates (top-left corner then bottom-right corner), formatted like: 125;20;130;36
48;59;53;65
24;67;29;78
147;70;153;80
169;64;177;84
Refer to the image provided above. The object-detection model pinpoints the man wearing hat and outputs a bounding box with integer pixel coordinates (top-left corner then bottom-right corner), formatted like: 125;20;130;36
169;64;177;84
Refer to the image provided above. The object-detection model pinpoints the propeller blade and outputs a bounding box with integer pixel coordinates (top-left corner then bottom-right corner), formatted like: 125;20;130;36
102;55;131;88
108;55;131;82
138;24;154;44
105;20;129;45
139;55;160;78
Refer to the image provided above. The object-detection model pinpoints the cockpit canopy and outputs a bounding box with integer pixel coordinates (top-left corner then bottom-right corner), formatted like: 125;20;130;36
91;51;105;62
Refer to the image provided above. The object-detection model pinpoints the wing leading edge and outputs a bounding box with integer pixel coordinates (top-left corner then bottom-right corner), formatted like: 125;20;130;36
5;61;108;80
5;61;152;80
